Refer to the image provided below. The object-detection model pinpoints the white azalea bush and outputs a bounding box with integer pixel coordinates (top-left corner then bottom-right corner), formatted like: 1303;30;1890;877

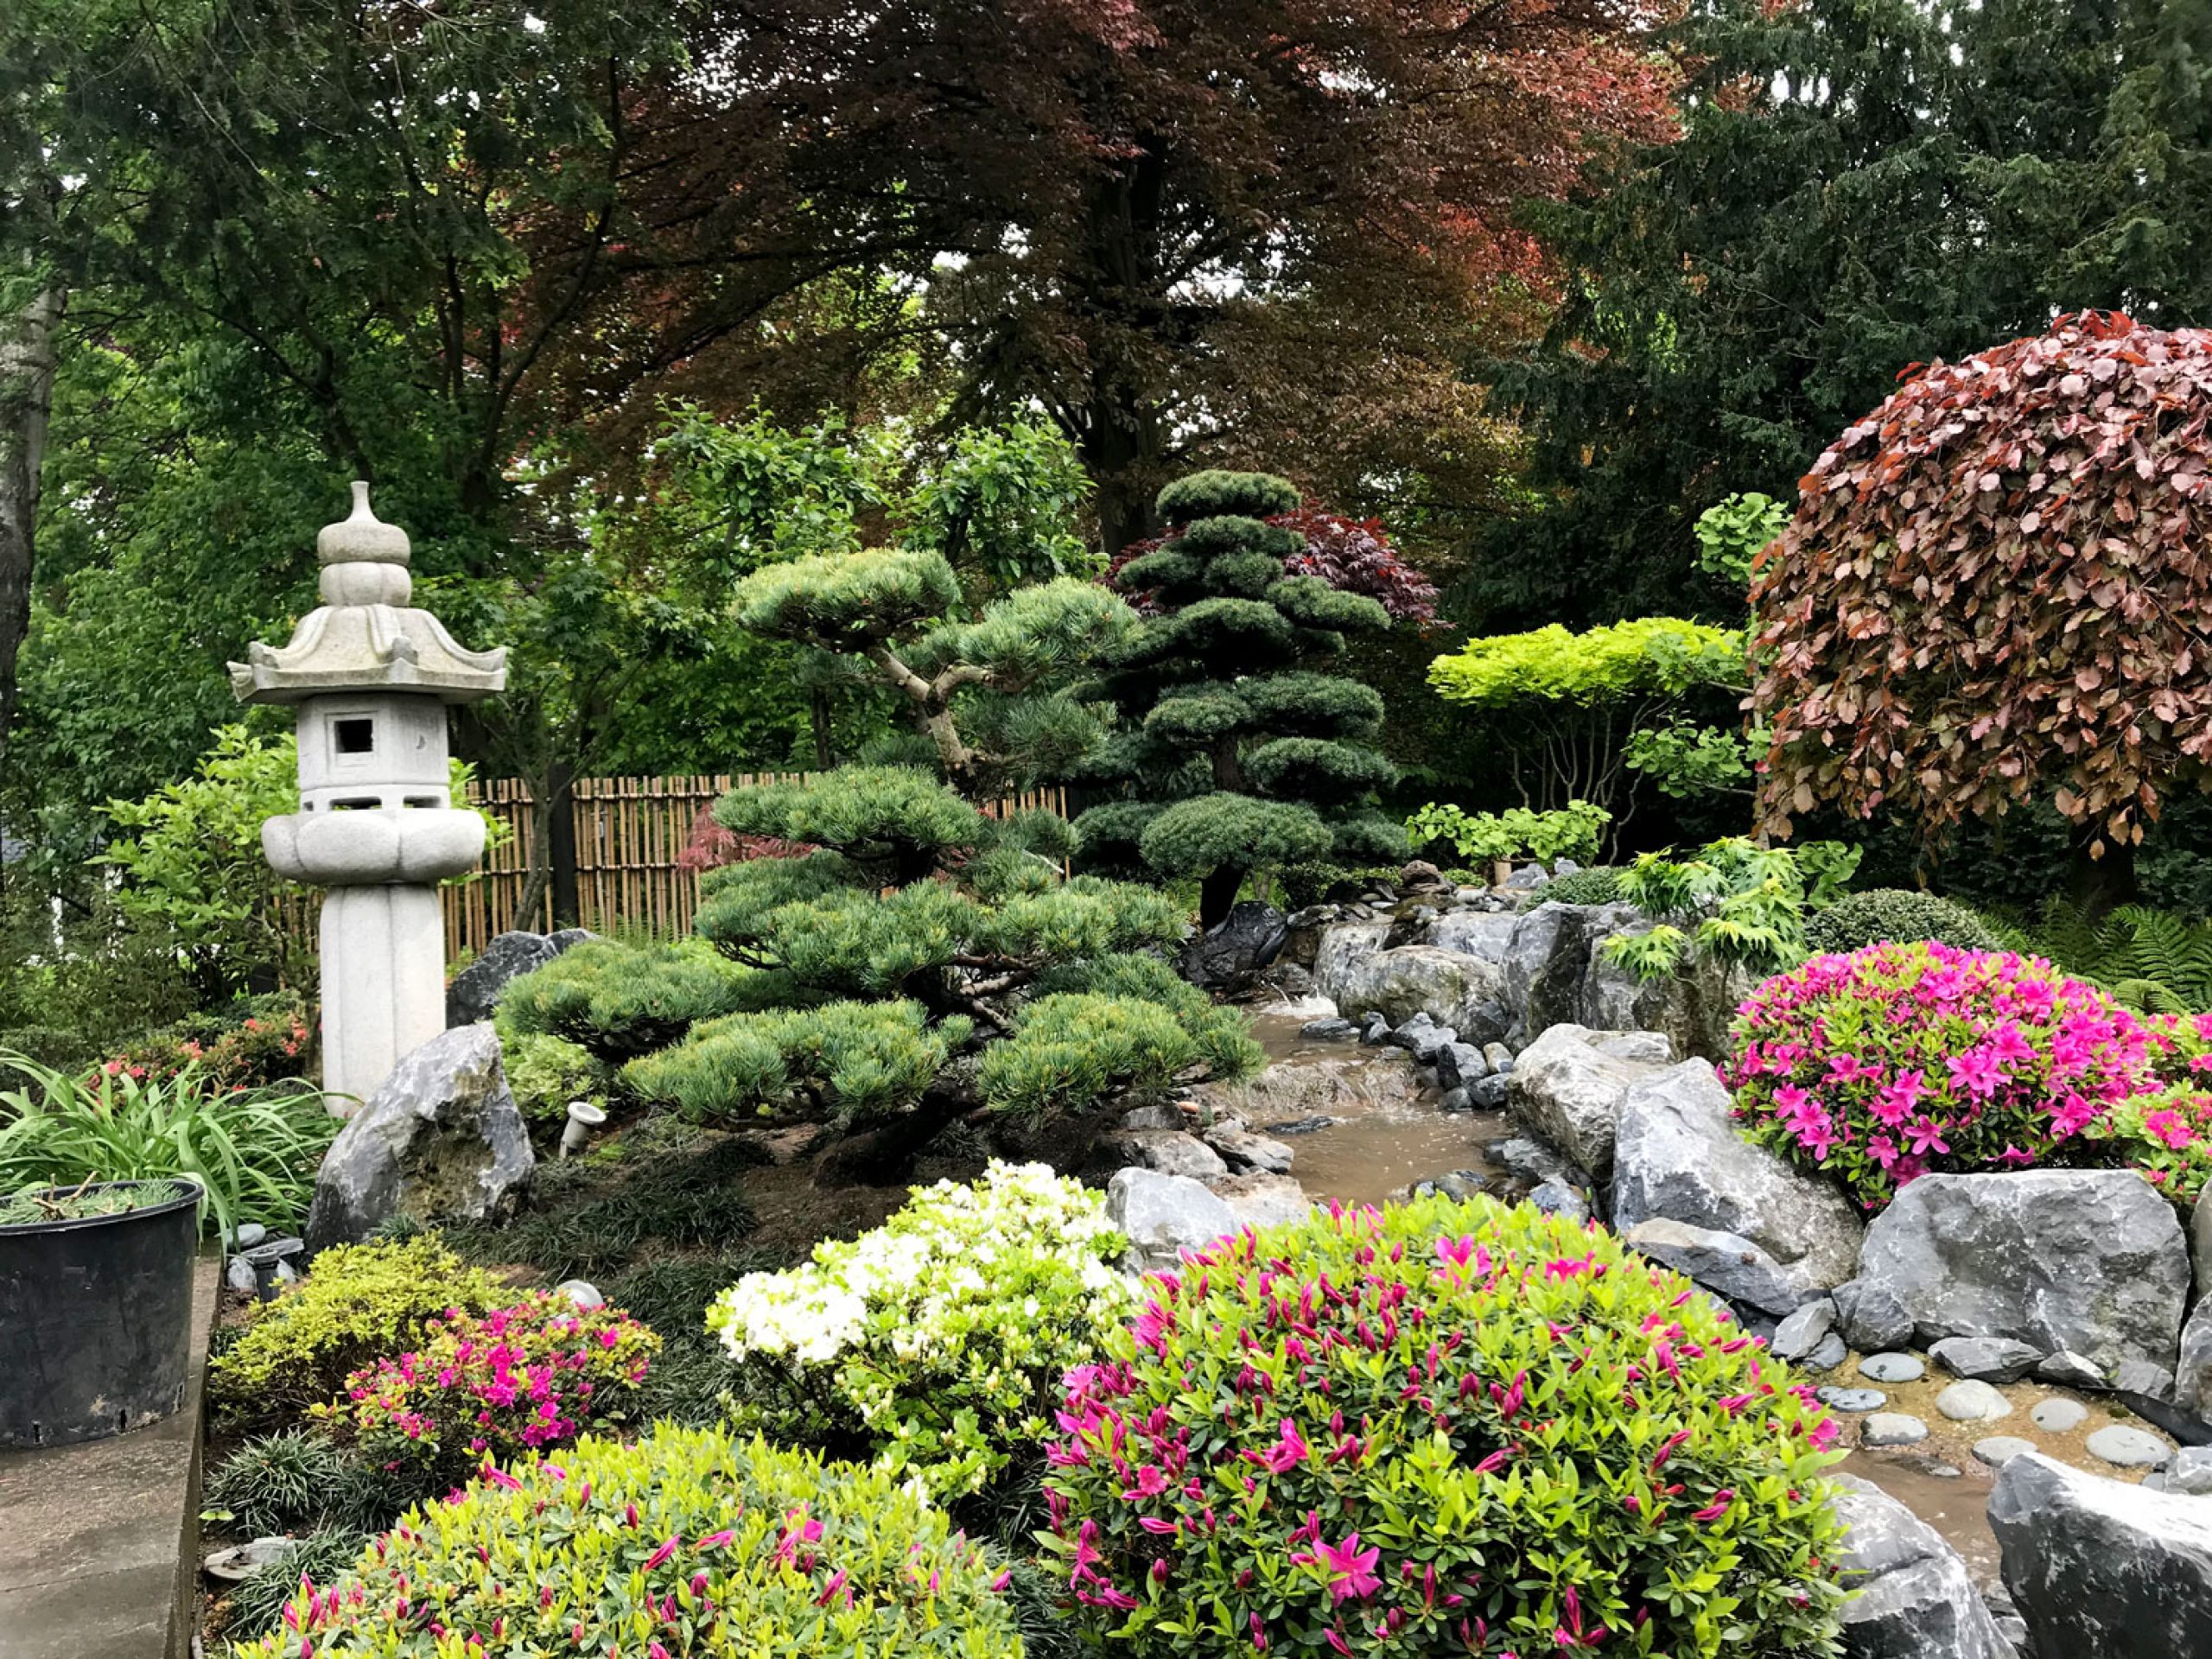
708;1160;1132;1510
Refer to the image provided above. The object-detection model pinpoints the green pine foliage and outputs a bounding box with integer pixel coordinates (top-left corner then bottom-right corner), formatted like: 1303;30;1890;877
1077;470;1403;925
493;937;757;1064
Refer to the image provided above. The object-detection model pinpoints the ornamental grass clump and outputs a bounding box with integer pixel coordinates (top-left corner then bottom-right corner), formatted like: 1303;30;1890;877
232;1424;1026;1659
1045;1194;1846;1659
320;1292;658;1494
710;1160;1133;1508
1723;940;2164;1207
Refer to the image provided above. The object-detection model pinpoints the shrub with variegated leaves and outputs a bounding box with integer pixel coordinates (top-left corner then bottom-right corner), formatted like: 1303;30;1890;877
1043;1194;1846;1658
228;1424;1025;1658
318;1292;658;1494
1723;941;2178;1206
710;1160;1131;1509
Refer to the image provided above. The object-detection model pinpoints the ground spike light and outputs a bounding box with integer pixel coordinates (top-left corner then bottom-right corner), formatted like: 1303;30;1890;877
228;482;507;1109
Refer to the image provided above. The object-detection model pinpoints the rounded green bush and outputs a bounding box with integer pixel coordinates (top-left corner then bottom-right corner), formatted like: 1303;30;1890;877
234;1424;1027;1658
1045;1194;1847;1657
1154;469;1300;525
1803;887;2004;956
501;1031;607;1123
1138;792;1332;880
1539;865;1625;906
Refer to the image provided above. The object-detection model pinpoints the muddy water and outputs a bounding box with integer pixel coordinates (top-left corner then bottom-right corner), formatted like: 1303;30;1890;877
1840;1449;2002;1587
1204;1007;1514;1206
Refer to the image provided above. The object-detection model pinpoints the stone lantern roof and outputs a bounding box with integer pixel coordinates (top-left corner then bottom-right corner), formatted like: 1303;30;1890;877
227;482;508;705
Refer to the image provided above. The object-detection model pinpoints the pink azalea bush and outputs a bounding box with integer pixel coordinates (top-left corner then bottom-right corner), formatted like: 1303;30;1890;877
1723;940;2212;1207
320;1292;658;1491
1043;1194;1846;1658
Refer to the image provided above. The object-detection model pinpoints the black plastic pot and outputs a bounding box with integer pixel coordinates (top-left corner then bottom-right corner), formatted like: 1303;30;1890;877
0;1179;202;1448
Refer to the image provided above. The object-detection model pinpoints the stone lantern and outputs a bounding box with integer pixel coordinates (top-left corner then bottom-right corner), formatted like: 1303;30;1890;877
229;483;507;1109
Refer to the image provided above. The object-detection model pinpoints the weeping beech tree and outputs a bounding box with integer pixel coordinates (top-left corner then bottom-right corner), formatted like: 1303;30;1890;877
1076;471;1404;925
503;548;1262;1180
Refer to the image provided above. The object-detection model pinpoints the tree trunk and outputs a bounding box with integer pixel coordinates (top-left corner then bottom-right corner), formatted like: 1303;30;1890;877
0;280;62;772
1198;864;1243;931
810;685;835;769
1074;146;1168;558
548;759;580;928
512;772;557;930
2068;822;2139;918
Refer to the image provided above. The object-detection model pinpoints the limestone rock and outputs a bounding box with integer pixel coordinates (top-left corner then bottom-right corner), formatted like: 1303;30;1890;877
2037;1351;2107;1390
1829;1473;2014;1659
1973;1437;2035;1469
1203;1123;1295;1176
1211;1173;1311;1232
1834;1279;1916;1354
1854;1171;2189;1371
1989;1452;2212;1656
1098;1129;1228;1183
1862;1413;1929;1447
1610;1059;1864;1294
1434;1042;1488;1091
305;1023;533;1250
1772;1298;1839;1362
1527;1182;1592;1225
1500;902;1611;1039
1934;1380;2011;1423
1930;1337;2045;1384
1431;908;1518;964
1312;919;1389;1005
1621;1216;1808;1315
2178;1298;2212;1414
1106;1168;1236;1274
2169;1446;2212;1496
1573;912;1758;1060
1860;1353;1925;1384
2031;1398;2088;1433
1506;1022;1670;1182
1324;944;1515;1046
1805;1332;1849;1372
2194;1189;2212;1306
2083;1425;2172;1469
445;930;573;1027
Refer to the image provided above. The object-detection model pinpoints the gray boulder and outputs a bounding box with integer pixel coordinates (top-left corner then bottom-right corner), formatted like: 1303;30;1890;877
1435;1042;1488;1090
1506;1023;1671;1182
1203;1124;1294;1176
1312;918;1389;999
305;1023;534;1250
2195;1189;2212;1306
1106;1168;1238;1274
1610;1059;1865;1294
1929;1336;2045;1384
1621;1217;1809;1315
1430;909;1518;964
2178;1298;2212;1414
1574;912;1757;1060
1325;944;1515;1046
1772;1297;1839;1362
1854;1171;2189;1371
1212;1173;1312;1232
1829;1474;2013;1659
445;929;580;1027
1833;1279;1917;1353
1180;901;1287;991
1989;1452;2212;1657
1501;902;1611;1039
1097;1129;1228;1183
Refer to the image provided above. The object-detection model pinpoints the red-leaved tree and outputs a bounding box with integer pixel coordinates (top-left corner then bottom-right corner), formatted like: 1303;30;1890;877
1108;508;1440;625
1751;310;2212;890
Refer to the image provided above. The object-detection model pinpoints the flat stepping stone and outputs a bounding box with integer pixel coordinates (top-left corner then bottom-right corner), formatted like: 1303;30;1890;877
2085;1425;2172;1469
1972;1436;2037;1468
1818;1386;1886;1413
1935;1379;2012;1423
1861;1413;1929;1447
1859;1352;1924;1383
2031;1397;2088;1433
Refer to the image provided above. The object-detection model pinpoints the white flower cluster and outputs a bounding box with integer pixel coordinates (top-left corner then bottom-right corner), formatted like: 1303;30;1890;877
707;1160;1132;1497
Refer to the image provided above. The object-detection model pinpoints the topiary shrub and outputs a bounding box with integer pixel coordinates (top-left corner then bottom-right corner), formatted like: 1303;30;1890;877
1802;889;2004;957
208;1235;506;1422
1045;1194;1846;1657
495;936;757;1063
1723;941;2167;1206
319;1292;659;1497
710;1161;1132;1510
232;1424;1027;1658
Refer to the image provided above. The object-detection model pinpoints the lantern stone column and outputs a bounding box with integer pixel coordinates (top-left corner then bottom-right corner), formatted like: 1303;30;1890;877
228;483;507;1109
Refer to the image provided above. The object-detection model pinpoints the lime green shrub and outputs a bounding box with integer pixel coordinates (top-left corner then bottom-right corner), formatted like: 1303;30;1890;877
1802;889;2003;957
1045;1194;1847;1657
501;1031;609;1123
1404;799;1609;870
710;1161;1132;1506
208;1236;505;1421
232;1424;1027;1658
1602;836;1860;981
495;936;757;1063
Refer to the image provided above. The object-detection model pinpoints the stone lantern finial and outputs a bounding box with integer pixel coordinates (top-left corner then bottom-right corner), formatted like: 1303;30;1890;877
226;483;510;1110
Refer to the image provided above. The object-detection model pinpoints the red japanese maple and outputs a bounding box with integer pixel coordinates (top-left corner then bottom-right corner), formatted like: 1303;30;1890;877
1751;310;2212;857
1108;508;1440;626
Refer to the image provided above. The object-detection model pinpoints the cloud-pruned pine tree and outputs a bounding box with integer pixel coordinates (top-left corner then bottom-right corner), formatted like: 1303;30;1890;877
1077;470;1403;925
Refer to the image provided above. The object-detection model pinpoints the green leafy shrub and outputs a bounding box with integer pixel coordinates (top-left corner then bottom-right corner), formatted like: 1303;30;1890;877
105;991;315;1090
1803;889;2004;957
496;936;757;1063
233;1424;1027;1658
1404;799;1609;870
320;1293;658;1497
1046;1194;1846;1656
1603;837;1860;982
711;1162;1130;1509
0;1053;337;1240
501;1031;609;1123
208;1236;506;1421
1537;865;1624;906
203;1428;357;1536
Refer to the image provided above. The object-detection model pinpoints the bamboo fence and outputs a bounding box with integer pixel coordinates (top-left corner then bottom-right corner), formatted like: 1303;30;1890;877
440;773;1068;959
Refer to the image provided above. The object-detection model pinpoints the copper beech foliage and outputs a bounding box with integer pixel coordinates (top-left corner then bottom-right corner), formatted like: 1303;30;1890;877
1751;311;2212;857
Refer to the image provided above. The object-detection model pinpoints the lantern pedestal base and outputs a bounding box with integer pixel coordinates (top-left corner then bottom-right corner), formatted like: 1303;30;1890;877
319;884;448;1111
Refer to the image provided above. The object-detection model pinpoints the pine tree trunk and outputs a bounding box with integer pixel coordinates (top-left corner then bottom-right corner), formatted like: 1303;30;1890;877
0;280;62;772
1198;864;1243;931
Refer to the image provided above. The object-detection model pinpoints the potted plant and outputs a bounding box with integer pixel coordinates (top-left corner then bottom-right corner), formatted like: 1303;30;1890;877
0;1177;204;1446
